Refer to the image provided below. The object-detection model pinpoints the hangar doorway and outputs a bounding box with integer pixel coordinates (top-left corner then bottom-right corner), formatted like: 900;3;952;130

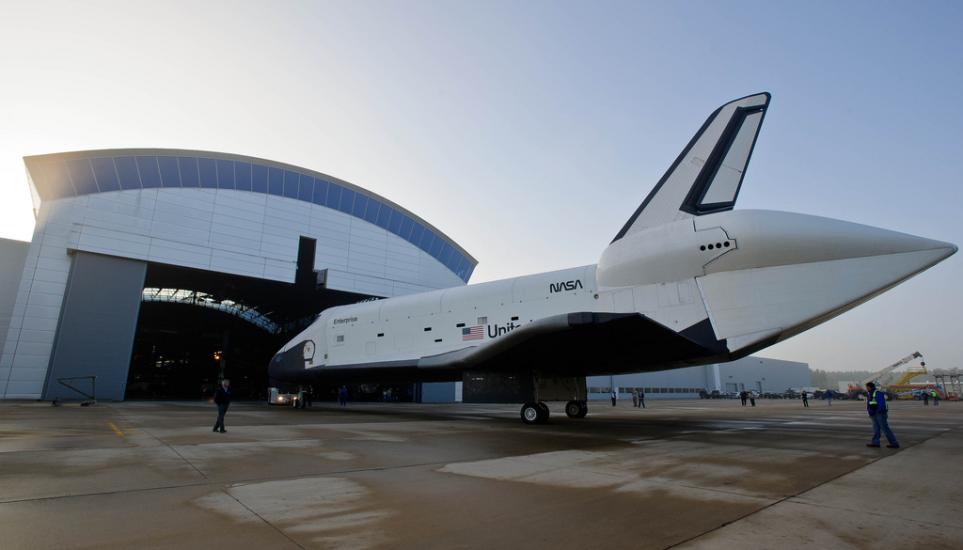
126;303;282;399
125;261;370;400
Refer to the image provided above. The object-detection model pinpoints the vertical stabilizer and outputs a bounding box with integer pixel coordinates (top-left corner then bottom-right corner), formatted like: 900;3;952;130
612;92;770;243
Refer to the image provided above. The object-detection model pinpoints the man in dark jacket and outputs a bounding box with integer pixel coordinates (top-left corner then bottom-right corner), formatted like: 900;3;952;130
865;382;898;448
213;379;231;433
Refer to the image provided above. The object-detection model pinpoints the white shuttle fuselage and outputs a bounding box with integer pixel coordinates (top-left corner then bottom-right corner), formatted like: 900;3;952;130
268;93;955;422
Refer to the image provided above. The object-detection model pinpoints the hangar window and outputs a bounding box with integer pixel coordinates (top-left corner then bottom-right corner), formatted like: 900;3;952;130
235;161;252;191
363;198;380;224
353;193;368;218
216;159;235;190
137;156;163;188
339;188;356;214
410;223;425;248
115;156;142;189
251;163;268;192
388;209;403;234
66;158;98;194
174;157;197;188
268;167;283;195
92;157;121;191
158;156;181;188
400;216;415;240
375;204;391;229
298;174;314;202
326;183;342;209
440;244;453;267
312;178;328;204
430;237;443;257
421;232;436;255
198;158;217;188
283;170;300;199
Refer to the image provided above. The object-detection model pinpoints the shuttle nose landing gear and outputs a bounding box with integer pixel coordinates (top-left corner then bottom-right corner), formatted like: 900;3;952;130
521;402;549;424
565;400;588;419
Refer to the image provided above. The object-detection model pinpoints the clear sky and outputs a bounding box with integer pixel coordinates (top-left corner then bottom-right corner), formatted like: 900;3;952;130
1;1;960;372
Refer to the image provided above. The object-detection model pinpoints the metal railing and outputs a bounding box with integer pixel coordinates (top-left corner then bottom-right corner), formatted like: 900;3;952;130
55;376;96;406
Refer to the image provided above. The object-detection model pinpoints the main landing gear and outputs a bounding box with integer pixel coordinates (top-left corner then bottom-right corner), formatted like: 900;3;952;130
520;400;588;424
565;400;588;419
520;402;550;424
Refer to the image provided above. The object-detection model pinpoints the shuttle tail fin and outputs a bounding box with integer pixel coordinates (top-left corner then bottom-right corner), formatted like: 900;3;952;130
612;92;770;243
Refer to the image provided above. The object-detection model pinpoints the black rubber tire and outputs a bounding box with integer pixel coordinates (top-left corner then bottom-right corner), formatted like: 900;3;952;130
521;403;541;425
565;400;582;418
577;400;588;418
536;402;550;424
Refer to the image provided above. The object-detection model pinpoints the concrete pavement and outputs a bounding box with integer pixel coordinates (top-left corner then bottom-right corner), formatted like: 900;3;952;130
0;398;960;549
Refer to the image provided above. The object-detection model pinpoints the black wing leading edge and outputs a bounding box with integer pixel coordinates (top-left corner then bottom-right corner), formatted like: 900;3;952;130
612;92;771;243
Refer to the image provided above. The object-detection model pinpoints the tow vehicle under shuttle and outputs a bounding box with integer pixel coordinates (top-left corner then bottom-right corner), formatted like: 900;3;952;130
270;92;956;424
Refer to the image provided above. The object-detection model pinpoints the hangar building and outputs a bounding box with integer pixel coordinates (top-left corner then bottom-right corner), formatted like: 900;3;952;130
0;149;476;401
587;355;811;400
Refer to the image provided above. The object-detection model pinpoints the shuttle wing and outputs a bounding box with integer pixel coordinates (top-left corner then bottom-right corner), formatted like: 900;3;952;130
417;313;729;376
612;92;770;242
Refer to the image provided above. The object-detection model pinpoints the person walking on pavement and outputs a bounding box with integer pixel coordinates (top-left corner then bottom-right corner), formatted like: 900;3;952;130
740;391;747;406
802;391;809;408
338;385;348;406
749;392;756;407
865;382;899;448
932;390;940;406
631;389;639;408
923;391;929;406
213;379;231;434
639;389;645;409
826;390;833;406
611;389;618;407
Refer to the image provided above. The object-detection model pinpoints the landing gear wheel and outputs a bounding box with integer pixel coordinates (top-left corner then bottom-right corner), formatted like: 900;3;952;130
565;400;582;418
521;403;539;424
577;400;588;418
521;402;550;424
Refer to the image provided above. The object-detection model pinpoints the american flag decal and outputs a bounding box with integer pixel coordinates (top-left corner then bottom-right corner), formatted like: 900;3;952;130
462;325;484;341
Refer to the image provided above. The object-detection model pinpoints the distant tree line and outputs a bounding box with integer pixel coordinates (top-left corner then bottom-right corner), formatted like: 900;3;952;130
810;369;874;388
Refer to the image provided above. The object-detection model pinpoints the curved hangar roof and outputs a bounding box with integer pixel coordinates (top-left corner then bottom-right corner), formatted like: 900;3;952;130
24;149;476;282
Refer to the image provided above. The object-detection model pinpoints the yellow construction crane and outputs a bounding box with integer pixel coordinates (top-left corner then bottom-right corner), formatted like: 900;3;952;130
859;351;923;388
892;363;928;386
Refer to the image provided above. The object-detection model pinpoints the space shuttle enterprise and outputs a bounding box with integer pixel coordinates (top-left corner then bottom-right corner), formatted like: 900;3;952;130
269;92;956;424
